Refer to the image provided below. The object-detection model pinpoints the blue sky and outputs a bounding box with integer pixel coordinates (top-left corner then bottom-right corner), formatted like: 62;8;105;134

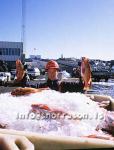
0;0;114;60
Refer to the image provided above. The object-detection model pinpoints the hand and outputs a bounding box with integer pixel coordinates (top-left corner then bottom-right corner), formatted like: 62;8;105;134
0;134;34;150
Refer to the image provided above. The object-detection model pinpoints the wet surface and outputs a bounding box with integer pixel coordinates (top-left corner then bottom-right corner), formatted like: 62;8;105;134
90;79;114;98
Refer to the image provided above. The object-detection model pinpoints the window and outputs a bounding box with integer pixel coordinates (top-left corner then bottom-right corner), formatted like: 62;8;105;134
9;48;12;55
6;48;8;55
2;48;5;55
17;48;20;56
0;48;21;56
0;48;2;55
12;49;15;55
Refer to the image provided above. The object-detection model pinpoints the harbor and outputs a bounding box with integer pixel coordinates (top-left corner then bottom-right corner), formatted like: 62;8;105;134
0;0;114;149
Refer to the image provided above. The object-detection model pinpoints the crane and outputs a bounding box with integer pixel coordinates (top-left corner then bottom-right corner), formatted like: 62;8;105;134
21;0;26;58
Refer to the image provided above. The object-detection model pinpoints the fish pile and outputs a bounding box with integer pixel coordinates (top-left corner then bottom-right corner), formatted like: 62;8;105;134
0;89;114;140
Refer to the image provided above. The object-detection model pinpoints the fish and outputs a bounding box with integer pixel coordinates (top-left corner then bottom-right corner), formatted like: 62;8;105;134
11;87;49;96
31;104;82;122
81;57;92;91
15;59;25;82
83;132;114;141
31;104;51;111
31;103;66;114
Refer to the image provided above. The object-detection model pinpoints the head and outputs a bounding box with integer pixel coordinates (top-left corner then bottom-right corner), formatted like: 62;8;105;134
45;60;59;80
82;57;89;63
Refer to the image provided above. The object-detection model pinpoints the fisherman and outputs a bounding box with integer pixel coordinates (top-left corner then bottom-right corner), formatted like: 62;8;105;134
38;60;60;91
40;60;84;93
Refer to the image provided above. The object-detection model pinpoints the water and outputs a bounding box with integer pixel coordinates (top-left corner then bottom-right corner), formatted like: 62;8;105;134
89;79;114;98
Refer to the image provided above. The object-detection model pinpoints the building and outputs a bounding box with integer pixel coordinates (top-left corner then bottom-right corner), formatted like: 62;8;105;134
30;55;41;60
0;41;23;69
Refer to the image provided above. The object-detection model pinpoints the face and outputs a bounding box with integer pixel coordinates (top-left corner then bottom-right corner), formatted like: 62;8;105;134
47;68;58;80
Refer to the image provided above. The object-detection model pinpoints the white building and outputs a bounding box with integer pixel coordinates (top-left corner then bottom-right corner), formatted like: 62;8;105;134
0;41;23;62
30;55;41;60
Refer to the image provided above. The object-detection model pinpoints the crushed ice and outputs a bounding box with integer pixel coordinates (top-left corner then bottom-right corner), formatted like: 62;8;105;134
0;90;105;137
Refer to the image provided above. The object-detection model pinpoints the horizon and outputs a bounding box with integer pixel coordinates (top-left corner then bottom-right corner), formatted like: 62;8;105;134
26;55;114;61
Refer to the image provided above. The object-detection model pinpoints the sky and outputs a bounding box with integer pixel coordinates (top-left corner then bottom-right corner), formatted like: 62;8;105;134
0;0;114;60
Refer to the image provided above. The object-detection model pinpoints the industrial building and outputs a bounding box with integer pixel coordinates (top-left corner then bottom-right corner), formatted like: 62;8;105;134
0;41;24;69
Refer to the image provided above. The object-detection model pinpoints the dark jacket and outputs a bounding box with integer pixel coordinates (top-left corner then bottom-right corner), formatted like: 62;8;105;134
37;78;60;91
36;78;84;93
